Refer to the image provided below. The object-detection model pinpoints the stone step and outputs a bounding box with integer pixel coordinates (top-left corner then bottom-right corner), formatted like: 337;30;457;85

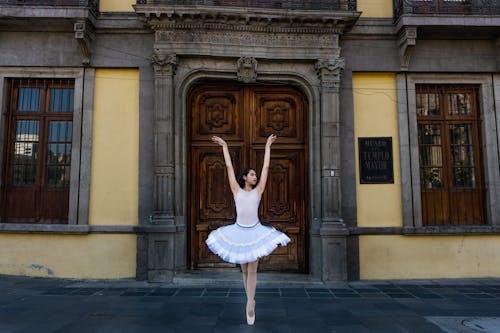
172;271;324;286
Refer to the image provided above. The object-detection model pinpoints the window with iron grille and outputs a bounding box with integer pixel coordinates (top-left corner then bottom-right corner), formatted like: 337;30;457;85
1;79;74;224
416;84;486;225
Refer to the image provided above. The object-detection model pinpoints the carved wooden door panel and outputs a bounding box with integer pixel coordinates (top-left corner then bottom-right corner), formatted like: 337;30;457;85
188;84;308;272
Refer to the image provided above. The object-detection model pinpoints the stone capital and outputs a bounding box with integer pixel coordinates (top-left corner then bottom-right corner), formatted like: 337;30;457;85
315;58;344;91
151;50;177;77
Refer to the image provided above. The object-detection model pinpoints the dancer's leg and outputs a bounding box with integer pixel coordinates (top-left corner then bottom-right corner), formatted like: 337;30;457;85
246;259;259;322
241;263;248;293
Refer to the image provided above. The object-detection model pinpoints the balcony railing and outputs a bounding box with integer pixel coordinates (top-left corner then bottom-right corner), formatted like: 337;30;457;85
136;0;357;11
0;0;98;9
395;0;500;17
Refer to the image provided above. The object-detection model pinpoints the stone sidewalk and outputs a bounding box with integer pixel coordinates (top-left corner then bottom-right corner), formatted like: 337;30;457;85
1;274;500;332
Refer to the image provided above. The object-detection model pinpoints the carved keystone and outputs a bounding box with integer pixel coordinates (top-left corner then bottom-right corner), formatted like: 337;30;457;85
237;57;258;83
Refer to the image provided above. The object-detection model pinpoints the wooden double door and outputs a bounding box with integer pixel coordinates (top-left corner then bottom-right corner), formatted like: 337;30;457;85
188;84;308;272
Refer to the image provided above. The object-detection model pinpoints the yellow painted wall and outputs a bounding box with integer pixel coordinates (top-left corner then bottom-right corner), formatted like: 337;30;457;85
90;69;139;226
357;0;393;18
0;234;136;279
353;73;401;227
99;0;135;12
0;68;140;279
360;235;500;279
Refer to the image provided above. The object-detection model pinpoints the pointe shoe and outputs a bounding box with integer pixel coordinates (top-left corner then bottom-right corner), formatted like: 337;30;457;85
246;300;255;325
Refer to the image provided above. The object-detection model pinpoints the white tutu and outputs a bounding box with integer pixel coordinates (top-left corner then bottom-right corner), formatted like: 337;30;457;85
205;222;291;264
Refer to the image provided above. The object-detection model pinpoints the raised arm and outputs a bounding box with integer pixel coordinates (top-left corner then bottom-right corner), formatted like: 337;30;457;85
256;134;277;196
211;136;240;196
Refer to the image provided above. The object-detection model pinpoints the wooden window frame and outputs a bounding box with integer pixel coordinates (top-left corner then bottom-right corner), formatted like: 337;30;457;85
397;74;500;232
0;68;95;229
416;84;486;225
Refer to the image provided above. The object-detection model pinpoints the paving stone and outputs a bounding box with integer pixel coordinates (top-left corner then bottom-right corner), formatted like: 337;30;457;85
3;275;500;332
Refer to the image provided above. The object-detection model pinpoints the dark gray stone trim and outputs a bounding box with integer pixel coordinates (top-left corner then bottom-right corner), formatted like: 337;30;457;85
351;226;500;235
350;227;403;235
4;224;500;236
0;6;97;22
0;224;185;234
134;5;360;33
395;15;500;32
0;224;90;234
346;236;359;280
76;68;95;226
397;74;415;228
344;18;396;38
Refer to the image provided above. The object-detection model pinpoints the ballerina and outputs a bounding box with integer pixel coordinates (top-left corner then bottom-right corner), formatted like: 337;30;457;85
205;134;291;325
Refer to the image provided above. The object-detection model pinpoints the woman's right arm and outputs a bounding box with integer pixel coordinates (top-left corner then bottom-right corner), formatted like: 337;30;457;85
211;136;240;196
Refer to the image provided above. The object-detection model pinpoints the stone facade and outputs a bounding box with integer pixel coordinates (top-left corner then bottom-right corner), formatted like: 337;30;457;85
0;1;499;282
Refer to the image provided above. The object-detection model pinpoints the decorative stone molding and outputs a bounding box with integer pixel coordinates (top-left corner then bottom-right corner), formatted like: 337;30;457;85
135;5;360;34
155;30;337;49
74;20;94;66
398;26;417;72
315;58;345;92
236;57;258;83
151;50;177;76
136;5;358;60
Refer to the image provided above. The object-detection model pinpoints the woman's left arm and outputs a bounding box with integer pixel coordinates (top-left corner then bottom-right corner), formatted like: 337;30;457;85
256;134;277;196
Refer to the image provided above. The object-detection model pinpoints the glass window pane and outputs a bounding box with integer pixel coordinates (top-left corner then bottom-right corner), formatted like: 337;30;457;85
50;88;74;112
453;167;475;188
448;93;471;116
451;145;474;166
416;93;439;116
420;167;443;189
14;120;39;163
46;120;72;187
12;164;37;186
47;144;72;164
46;165;71;187
15;119;39;136
14;142;38;163
17;88;41;112
450;124;472;145
48;121;73;142
418;124;441;145
419;145;442;167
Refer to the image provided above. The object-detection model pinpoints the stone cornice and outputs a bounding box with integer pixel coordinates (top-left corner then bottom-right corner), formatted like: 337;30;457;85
134;5;360;34
0;5;97;27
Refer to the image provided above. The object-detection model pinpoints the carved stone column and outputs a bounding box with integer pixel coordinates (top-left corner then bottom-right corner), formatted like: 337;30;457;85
315;58;348;281
151;51;177;224
147;51;177;282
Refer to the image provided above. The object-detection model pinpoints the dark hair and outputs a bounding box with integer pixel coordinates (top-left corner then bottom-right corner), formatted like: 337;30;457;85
238;167;255;189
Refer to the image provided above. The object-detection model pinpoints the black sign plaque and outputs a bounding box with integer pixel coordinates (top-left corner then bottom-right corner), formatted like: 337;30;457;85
358;137;394;184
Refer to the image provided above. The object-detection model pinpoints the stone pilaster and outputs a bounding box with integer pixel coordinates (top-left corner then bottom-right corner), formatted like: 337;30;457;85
147;51;177;282
151;50;177;224
315;57;348;281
